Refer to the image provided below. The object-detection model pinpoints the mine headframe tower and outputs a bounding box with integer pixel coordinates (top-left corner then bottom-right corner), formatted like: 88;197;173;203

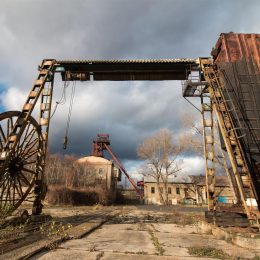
92;134;143;197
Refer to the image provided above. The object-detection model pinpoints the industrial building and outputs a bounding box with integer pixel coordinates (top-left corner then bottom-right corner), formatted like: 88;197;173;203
76;155;121;202
144;175;235;205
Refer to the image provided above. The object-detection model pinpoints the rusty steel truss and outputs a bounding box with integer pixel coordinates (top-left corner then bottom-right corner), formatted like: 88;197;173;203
0;34;259;221
0;59;196;215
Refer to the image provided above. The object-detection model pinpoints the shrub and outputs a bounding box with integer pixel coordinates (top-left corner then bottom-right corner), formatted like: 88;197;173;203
46;185;112;206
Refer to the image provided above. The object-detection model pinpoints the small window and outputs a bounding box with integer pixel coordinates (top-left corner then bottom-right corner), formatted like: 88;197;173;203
176;187;180;195
168;187;172;194
151;187;155;194
159;187;163;193
184;188;189;197
99;168;103;175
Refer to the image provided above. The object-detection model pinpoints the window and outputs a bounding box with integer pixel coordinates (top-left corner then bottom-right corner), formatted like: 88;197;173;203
159;187;163;193
99;168;103;175
168;187;172;194
176;187;180;195
151;187;155;194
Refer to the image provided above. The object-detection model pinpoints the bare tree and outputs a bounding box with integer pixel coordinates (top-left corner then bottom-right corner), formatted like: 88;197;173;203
183;175;205;205
181;112;239;203
137;128;184;205
45;154;98;188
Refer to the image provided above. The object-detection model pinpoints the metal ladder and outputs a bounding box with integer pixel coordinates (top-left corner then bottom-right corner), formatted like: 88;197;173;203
201;95;216;210
1;59;56;213
200;59;257;218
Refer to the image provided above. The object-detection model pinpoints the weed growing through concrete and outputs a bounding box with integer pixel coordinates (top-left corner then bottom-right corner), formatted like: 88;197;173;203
39;219;72;239
137;222;145;231
0;204;14;221
0;223;25;240
136;251;148;255
149;230;165;256
188;247;229;259
125;227;134;230
89;244;97;251
47;241;60;250
96;251;104;260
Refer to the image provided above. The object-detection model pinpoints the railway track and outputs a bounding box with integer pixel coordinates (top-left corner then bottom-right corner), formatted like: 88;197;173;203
0;207;122;260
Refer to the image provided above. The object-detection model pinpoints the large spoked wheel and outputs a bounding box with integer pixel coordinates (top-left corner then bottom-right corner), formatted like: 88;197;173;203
0;111;44;215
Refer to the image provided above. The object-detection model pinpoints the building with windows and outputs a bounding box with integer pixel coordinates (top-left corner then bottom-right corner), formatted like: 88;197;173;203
143;175;235;205
144;175;194;205
76;155;121;201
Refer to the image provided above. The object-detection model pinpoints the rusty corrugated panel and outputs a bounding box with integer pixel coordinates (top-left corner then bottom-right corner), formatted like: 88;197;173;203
93;72;185;81
212;33;260;199
212;33;260;72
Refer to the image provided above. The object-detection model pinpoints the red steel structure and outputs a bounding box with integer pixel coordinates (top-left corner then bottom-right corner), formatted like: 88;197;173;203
92;134;143;198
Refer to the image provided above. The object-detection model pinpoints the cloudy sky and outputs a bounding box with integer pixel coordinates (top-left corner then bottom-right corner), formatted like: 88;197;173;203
0;0;259;180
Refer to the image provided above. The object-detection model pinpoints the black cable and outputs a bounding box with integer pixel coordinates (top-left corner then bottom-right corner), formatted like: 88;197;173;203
63;81;76;149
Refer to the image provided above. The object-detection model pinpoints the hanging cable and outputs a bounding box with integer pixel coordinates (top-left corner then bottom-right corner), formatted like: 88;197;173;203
50;80;70;119
63;81;76;149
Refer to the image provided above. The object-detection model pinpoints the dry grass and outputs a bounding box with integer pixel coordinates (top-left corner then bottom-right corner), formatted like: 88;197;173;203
188;247;229;259
46;185;112;206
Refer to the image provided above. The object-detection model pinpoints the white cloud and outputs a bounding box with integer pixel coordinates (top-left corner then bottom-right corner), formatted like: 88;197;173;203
180;156;205;176
0;0;259;171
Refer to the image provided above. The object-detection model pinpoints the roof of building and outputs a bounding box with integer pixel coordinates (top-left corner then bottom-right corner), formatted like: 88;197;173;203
144;175;231;187
195;175;231;187
144;175;193;184
76;156;112;165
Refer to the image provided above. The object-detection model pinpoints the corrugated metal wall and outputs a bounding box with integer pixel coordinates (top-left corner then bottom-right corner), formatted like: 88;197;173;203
212;33;260;197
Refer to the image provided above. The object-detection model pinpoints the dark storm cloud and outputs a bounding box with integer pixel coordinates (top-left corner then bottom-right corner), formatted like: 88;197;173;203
0;0;260;170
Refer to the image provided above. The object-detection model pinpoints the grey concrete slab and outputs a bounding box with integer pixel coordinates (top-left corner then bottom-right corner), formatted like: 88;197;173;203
33;249;101;260
102;252;219;260
60;224;156;255
29;213;260;260
154;226;258;259
103;223;152;232
153;223;199;234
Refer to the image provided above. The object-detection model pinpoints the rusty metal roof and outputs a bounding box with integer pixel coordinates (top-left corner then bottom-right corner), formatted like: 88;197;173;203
56;59;198;81
56;58;196;64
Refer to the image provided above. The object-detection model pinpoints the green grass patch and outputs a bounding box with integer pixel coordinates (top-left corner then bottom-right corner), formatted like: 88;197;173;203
149;230;165;256
188;247;229;259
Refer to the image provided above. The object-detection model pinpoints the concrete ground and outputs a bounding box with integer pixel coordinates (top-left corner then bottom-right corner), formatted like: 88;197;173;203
32;207;260;260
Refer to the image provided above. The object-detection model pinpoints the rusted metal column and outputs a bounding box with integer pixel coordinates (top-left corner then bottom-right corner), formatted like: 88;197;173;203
201;96;216;210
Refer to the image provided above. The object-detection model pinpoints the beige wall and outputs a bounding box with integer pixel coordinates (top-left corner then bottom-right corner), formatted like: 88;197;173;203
144;183;193;205
76;156;121;201
144;182;235;205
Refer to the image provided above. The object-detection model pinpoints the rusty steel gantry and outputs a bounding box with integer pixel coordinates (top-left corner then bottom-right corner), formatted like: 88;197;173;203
0;58;196;214
0;33;259;224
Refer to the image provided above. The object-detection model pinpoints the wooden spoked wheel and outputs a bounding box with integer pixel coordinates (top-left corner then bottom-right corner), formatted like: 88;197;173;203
0;111;44;214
